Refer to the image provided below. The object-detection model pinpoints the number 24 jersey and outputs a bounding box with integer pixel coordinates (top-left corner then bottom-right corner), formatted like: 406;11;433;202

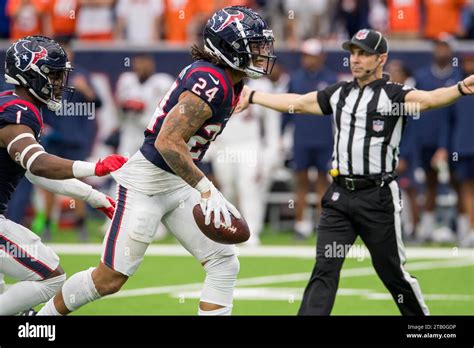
140;60;244;174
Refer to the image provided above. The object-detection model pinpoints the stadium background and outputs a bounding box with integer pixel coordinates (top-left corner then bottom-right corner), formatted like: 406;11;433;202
0;0;473;315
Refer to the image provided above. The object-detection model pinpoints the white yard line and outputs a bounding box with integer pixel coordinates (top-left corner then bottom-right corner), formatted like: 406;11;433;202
170;287;474;302
48;243;474;259
105;258;474;300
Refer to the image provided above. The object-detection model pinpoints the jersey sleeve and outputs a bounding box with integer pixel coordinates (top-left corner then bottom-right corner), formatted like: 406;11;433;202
0;103;43;138
183;69;226;116
317;81;347;115
385;82;415;104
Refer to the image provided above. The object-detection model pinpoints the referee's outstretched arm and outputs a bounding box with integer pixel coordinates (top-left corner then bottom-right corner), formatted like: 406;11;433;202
235;86;325;115
236;75;474;115
405;75;474;111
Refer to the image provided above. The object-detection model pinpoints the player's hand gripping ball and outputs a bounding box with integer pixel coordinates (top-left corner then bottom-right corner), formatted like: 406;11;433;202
193;204;250;244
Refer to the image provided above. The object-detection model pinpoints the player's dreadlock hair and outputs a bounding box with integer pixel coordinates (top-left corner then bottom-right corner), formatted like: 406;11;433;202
191;43;226;68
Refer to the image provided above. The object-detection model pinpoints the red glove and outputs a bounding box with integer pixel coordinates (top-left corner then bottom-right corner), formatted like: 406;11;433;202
95;155;128;177
96;196;116;219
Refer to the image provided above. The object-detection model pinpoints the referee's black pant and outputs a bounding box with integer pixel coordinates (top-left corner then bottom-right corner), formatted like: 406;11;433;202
298;180;429;315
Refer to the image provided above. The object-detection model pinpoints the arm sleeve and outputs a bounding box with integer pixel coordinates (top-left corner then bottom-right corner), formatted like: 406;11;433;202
183;69;226;117
384;83;415;104
317;81;346;115
25;172;110;208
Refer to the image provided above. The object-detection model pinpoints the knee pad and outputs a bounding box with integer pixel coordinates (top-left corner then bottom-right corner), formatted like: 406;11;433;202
36;273;67;303
63;267;101;311
201;254;240;307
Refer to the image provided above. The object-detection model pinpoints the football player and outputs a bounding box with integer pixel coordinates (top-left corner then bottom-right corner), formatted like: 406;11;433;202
0;36;127;315
38;6;276;316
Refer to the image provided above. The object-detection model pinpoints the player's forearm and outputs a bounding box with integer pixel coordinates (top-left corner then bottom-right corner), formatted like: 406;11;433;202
156;137;205;187
27;153;76;179
252;90;303;113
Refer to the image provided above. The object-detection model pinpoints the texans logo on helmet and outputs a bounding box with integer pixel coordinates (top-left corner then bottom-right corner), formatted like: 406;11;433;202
214;10;245;32
14;40;48;72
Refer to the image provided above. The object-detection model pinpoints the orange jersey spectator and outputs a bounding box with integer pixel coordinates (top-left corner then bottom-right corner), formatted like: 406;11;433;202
388;0;421;35
163;0;196;43
76;0;114;41
423;0;467;39
7;0;50;40
45;0;79;39
162;0;250;43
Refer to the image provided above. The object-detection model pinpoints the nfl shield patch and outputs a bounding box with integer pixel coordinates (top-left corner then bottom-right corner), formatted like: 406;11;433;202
372;119;384;133
331;192;340;201
355;29;370;40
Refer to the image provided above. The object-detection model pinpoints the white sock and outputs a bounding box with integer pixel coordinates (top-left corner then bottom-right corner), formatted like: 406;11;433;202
295;220;313;237
421;212;435;225
198;306;232;316
38;297;61;316
0;274;65;315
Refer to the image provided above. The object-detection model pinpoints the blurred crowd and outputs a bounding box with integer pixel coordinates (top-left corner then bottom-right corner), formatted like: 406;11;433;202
2;0;474;46
1;36;473;248
0;0;473;248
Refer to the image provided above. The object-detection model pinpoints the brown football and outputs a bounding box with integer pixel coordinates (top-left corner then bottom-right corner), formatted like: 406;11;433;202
192;204;250;244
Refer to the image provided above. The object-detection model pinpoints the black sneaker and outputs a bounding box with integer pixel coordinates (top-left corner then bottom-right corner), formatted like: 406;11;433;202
19;308;37;316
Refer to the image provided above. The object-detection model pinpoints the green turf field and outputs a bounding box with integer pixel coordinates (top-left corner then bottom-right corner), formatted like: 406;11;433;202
42;253;472;315
5;219;474;315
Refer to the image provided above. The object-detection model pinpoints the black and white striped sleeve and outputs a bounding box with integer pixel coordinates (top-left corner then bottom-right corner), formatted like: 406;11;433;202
317;81;347;115
384;82;415;104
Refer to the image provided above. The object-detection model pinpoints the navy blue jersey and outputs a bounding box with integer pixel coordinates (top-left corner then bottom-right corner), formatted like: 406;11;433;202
140;60;243;174
414;65;462;149
282;67;338;148
0;91;43;215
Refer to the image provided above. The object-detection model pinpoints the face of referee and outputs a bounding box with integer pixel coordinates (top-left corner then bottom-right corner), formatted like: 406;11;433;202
349;47;388;83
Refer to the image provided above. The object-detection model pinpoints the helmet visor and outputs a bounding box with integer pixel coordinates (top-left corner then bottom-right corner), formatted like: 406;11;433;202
44;62;74;103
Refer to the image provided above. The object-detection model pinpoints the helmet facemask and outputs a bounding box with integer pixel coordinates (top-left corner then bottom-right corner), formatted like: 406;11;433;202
28;61;74;112
203;13;277;80
243;33;277;79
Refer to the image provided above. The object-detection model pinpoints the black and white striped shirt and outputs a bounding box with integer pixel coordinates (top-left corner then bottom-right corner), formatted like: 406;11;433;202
317;74;415;176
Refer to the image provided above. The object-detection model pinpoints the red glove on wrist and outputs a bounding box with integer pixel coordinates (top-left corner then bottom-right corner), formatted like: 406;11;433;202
95;155;127;177
96;196;116;219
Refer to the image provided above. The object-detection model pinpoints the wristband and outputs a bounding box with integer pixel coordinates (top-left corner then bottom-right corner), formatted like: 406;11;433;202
249;90;256;104
458;82;467;96
195;176;211;193
72;161;96;178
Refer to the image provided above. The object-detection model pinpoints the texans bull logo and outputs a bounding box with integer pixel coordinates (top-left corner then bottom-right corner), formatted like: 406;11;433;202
214;10;245;32
14;40;48;72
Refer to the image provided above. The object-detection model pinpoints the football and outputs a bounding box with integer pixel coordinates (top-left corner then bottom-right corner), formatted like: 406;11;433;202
192;204;250;244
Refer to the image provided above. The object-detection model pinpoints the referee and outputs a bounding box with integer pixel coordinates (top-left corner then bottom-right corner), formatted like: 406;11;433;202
236;29;474;315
